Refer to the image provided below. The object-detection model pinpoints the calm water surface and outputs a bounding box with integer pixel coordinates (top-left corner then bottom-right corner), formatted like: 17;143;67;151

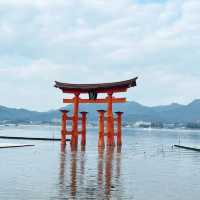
0;126;200;199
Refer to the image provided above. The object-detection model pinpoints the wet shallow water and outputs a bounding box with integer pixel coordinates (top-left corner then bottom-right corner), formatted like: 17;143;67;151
0;126;200;199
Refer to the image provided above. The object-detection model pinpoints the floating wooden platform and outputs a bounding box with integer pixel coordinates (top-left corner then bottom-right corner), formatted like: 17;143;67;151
0;136;70;141
174;145;200;152
0;143;34;149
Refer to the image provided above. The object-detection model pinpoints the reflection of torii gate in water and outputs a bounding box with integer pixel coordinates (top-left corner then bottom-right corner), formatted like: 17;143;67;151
55;77;137;148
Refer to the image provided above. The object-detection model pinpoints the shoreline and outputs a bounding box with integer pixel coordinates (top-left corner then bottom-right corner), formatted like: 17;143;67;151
1;124;200;133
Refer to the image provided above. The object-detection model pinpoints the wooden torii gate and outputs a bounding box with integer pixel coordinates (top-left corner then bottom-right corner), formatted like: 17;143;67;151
55;78;137;148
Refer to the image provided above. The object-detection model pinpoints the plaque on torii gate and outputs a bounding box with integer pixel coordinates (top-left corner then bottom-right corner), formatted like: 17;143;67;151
55;77;137;148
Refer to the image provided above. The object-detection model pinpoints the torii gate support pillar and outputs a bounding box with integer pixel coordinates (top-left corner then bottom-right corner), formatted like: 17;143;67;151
115;112;123;146
107;93;115;146
71;93;80;147
80;111;88;146
60;110;69;146
97;110;106;147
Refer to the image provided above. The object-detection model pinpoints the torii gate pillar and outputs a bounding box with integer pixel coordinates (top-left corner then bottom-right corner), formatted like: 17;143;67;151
80;111;87;146
71;93;80;147
107;93;115;146
97;110;106;147
60;110;69;146
115;112;123;146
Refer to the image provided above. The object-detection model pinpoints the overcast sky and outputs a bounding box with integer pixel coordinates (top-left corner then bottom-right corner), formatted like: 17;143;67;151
0;0;200;111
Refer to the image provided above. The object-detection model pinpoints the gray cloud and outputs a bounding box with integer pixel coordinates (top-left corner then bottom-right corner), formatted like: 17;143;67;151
0;0;200;110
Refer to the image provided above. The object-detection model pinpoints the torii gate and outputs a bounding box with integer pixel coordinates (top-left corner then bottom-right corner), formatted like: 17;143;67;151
55;77;137;148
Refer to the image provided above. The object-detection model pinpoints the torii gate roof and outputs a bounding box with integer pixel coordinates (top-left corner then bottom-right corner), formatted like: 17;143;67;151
55;77;137;93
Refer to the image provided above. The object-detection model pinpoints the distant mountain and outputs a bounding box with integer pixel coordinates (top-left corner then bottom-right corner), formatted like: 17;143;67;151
152;103;183;112
0;106;59;123
1;99;200;124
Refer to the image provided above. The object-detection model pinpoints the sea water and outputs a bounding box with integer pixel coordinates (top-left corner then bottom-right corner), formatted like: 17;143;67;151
0;126;200;200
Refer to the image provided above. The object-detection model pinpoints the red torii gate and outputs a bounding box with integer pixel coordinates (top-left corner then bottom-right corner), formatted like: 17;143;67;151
55;77;137;148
